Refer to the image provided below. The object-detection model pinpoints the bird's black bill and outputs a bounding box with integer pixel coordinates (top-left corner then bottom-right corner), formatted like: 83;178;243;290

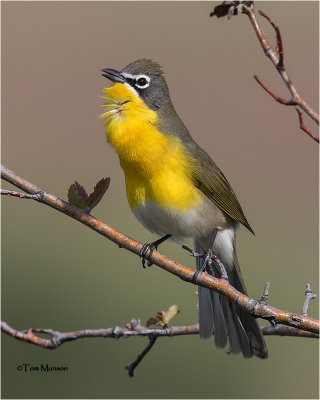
101;68;125;83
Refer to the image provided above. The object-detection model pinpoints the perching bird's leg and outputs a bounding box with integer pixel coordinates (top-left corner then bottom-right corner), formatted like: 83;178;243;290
201;228;219;273
140;234;172;268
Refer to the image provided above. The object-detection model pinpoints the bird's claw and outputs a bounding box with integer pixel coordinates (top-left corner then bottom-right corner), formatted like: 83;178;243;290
201;248;214;274
139;234;172;269
139;243;157;268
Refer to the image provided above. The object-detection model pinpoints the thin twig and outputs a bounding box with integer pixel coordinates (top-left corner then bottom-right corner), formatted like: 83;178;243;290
1;189;43;200
260;282;271;305
1;163;319;334
125;336;157;377
253;75;292;105
245;7;319;123
302;283;317;316
296;108;319;143
211;2;319;142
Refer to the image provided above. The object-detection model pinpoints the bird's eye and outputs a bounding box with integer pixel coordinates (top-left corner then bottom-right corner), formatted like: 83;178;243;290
137;77;147;86
135;76;150;89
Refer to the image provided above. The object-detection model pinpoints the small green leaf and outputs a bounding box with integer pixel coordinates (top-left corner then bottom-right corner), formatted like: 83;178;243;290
67;178;110;211
146;305;180;327
68;183;86;209
163;304;180;325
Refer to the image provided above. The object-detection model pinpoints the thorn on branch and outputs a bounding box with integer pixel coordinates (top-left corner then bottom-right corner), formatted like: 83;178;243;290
260;282;271;305
296;108;319;143
302;283;317;316
125;336;157;378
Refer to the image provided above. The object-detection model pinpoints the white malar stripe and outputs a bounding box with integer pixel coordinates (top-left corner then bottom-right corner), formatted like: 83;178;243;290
124;82;139;98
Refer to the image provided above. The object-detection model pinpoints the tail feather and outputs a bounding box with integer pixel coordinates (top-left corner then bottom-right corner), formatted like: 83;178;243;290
237;305;268;359
221;295;242;355
198;286;214;339
211;291;228;348
196;239;214;339
230;301;251;358
195;231;268;359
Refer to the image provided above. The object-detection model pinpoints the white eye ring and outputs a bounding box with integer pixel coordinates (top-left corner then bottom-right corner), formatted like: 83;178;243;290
122;73;150;89
135;74;150;89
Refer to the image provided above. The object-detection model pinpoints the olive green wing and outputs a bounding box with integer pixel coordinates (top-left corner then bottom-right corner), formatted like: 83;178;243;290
188;144;254;234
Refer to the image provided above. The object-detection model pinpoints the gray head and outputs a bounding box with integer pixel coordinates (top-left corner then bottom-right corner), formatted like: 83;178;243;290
101;59;170;110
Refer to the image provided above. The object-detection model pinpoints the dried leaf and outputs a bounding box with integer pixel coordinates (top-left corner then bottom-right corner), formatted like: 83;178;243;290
210;1;253;18
146;316;162;327
210;3;233;18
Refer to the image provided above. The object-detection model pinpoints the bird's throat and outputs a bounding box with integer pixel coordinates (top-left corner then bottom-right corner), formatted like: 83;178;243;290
101;83;202;210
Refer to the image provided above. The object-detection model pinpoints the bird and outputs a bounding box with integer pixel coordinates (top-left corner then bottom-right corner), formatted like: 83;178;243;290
100;59;268;359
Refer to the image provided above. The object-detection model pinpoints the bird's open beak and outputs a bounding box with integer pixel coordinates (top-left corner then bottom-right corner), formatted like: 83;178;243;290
101;68;125;83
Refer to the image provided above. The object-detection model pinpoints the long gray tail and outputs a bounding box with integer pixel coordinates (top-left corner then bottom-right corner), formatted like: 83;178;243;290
195;232;268;359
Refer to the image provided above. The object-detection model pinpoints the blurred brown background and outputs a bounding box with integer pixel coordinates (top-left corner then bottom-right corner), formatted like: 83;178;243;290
1;1;319;398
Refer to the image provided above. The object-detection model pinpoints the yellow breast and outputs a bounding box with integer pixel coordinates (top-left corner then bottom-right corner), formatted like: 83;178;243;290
101;83;202;210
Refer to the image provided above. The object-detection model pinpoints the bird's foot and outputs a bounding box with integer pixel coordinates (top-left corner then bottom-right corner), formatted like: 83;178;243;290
201;248;214;274
139;242;157;268
200;228;219;274
182;229;229;279
139;234;172;268
201;250;229;281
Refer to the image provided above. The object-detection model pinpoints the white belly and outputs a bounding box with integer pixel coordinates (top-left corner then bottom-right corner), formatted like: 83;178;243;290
132;196;235;241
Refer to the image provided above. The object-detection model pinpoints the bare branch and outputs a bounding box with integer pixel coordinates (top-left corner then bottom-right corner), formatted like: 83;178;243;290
0;320;200;350
211;2;319;142
2;312;318;376
260;325;318;339
244;7;319;122
1;163;319;334
2;319;318;349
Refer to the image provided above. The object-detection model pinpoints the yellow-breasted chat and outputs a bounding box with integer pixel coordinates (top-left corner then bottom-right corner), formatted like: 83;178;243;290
100;59;268;359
